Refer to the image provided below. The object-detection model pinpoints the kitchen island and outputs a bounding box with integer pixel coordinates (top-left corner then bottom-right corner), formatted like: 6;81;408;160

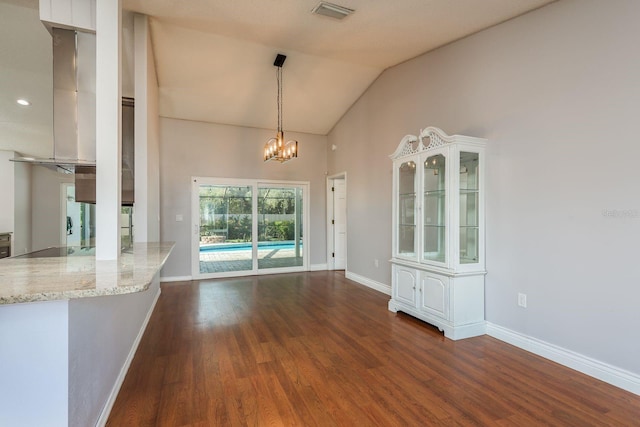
0;242;174;304
0;242;174;427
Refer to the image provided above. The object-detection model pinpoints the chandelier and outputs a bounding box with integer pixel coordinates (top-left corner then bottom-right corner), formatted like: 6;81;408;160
264;54;298;163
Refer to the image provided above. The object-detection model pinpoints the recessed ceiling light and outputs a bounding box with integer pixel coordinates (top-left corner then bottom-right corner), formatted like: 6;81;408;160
17;99;31;106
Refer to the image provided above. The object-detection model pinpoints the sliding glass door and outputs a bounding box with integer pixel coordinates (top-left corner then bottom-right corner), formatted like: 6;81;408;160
198;184;253;275
193;178;308;278
257;186;304;270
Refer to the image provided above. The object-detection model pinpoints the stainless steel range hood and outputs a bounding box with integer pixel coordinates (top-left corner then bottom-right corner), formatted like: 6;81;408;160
12;27;96;173
11;27;134;205
73;98;135;206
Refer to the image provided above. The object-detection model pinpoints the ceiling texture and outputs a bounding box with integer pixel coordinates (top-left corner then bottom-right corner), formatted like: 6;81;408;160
1;0;555;157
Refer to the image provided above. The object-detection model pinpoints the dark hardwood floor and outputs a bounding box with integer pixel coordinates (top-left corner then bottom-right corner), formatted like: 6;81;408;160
107;271;640;426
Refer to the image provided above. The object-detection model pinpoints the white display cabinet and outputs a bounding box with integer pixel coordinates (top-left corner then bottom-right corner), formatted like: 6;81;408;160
389;127;487;340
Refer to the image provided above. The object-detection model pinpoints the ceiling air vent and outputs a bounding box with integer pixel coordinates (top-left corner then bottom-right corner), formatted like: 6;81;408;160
311;2;354;20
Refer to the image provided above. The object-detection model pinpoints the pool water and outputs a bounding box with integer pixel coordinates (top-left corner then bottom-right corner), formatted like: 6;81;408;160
200;242;300;253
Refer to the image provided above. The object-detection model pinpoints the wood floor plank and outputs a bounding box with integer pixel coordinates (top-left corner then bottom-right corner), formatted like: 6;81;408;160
107;272;640;426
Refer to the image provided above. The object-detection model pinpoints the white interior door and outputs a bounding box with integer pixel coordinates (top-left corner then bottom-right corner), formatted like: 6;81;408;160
332;178;346;270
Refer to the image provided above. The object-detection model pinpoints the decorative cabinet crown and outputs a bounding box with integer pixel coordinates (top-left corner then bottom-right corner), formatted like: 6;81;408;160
390;127;486;160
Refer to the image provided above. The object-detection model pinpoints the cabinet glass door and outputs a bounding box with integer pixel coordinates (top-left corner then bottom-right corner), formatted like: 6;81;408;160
460;152;479;264
423;154;446;263
398;161;416;257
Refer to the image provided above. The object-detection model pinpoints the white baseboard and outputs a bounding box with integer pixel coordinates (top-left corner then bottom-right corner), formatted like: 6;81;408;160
310;263;328;271
160;275;193;283
95;287;162;427
345;271;391;295
486;322;640;396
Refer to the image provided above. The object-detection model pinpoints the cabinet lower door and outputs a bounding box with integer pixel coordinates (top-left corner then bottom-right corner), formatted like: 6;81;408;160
420;273;449;320
393;265;418;307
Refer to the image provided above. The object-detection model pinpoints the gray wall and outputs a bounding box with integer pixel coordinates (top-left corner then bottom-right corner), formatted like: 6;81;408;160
0;151;31;255
328;0;640;375
0;151;15;235
69;275;160;426
31;166;73;251
13;160;32;255
133;14;161;243
159;118;328;278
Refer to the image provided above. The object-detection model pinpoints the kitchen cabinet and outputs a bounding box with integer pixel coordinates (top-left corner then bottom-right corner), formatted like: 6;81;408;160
389;127;487;340
0;233;11;259
39;0;96;32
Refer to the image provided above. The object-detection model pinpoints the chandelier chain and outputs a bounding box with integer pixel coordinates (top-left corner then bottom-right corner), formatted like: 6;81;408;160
277;66;283;132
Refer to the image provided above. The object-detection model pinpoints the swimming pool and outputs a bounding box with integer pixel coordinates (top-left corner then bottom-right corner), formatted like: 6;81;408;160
200;241;301;253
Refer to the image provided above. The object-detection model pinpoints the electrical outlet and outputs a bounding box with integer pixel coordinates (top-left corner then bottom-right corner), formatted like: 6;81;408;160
374;259;379;268
518;293;527;308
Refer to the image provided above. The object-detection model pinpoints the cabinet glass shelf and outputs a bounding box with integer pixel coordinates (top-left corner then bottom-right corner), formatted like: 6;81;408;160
398;160;417;256
460;151;479;264
423;153;446;263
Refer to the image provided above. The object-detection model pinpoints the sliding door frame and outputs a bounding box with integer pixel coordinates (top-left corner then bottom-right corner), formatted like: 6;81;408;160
191;176;310;279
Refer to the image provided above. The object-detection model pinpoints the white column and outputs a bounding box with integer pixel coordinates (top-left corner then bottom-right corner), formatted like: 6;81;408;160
133;14;148;243
95;0;122;260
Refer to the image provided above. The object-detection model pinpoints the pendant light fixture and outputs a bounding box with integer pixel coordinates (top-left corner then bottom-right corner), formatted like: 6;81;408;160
264;54;298;163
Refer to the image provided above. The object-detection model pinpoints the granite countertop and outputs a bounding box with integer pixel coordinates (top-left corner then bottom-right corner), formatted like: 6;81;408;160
0;242;174;305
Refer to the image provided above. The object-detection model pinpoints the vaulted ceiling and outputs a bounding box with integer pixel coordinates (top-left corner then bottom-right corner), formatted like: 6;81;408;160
0;0;555;157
